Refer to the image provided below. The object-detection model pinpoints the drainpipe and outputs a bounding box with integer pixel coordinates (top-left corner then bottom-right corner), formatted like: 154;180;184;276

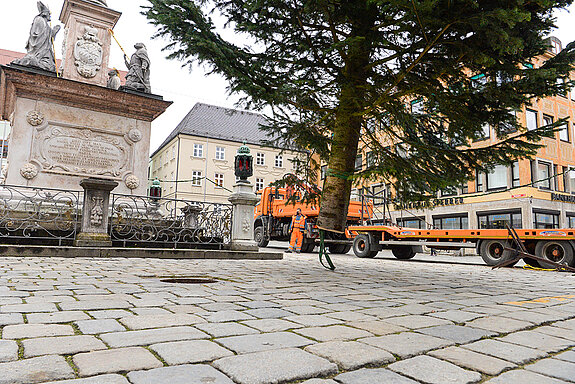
175;135;181;200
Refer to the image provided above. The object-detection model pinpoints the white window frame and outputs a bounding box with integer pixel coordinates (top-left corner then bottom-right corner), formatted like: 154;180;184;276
214;173;224;188
215;146;225;161
256;152;265;166
193;144;204;158
274;154;283;168
256;178;264;191
486;165;508;191
191;171;203;187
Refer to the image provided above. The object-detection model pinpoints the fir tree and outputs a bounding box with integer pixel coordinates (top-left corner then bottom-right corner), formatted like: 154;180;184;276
145;0;575;232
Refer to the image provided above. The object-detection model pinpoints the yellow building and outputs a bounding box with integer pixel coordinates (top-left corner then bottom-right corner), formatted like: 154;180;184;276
348;37;575;230
150;103;302;204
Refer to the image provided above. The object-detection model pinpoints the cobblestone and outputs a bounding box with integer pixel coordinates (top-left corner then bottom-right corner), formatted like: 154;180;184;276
0;252;574;383
128;364;234;384
73;347;163;376
388;355;482;383
0;355;74;384
304;340;395;370
0;340;18;362
213;348;337;384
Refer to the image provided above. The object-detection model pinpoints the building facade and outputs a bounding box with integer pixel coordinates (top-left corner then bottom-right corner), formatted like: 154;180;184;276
343;37;575;230
150;103;303;204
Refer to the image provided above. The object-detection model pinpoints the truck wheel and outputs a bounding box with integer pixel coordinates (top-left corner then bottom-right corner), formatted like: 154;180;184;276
391;246;415;260
301;241;315;253
353;234;378;258
479;239;516;266
254;227;269;248
328;244;352;254
535;241;574;269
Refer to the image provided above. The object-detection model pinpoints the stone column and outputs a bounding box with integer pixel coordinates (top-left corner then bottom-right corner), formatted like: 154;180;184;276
59;0;121;87
228;180;260;251
75;178;118;247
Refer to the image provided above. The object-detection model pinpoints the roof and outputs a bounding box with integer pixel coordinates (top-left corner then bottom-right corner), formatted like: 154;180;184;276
152;102;288;157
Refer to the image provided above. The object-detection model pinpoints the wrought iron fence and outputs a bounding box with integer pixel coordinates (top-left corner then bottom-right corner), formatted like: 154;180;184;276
0;184;81;245
109;193;232;249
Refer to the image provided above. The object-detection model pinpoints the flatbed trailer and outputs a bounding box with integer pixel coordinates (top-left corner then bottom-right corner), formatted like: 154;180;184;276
348;225;575;268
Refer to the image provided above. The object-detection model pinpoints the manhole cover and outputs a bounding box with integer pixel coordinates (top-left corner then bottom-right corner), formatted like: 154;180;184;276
160;278;217;284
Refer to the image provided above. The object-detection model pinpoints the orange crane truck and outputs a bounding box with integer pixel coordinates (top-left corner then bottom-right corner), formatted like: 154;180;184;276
348;224;575;268
254;186;368;253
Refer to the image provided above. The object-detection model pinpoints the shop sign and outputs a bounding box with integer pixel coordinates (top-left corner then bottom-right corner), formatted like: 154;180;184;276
550;193;575;204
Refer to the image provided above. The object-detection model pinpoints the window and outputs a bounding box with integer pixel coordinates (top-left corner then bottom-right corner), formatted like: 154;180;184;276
526;109;538;131
481;123;490;139
214;173;224;188
478;211;522;229
568;215;575;228
542;114;553;127
397;217;424;229
256;178;264;191
193;144;204;158
411;99;424;114
501;110;518;134
433;215;469;230
274;155;283;168
511;161;520;187
571;85;575;102
320;165;327;180
171;145;176;160
550;39;562;54
215;146;225;160
486;165;507;190
191;171;202;186
475;170;483;192
441;187;457;197
559;122;570;142
557;78;567;97
355;154;362;171
533;211;559;229
536;161;552;190
170;172;174;191
256;152;265;166
366;151;375;168
568;168;575;193
460;183;469;194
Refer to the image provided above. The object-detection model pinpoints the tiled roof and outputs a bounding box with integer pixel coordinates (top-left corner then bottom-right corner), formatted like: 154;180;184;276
152;102;286;157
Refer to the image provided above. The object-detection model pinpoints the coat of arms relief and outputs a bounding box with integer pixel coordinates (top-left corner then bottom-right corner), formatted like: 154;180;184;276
74;26;103;78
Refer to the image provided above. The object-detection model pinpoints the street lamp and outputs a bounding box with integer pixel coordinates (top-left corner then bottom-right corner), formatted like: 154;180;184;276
234;141;253;182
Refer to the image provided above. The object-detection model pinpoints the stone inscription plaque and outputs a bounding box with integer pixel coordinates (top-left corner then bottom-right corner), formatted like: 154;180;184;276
31;124;131;178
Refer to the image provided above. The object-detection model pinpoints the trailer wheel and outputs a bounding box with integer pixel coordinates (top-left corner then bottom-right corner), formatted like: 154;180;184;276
391;246;416;260
353;234;378;258
535;241;574;269
254;227;269;248
479;239;516;266
329;244;352;254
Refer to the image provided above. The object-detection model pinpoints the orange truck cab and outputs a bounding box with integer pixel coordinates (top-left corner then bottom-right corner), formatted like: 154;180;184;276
254;186;371;253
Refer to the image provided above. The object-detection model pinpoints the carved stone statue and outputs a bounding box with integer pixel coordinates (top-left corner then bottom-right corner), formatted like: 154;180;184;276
124;43;151;93
12;1;61;72
107;68;121;90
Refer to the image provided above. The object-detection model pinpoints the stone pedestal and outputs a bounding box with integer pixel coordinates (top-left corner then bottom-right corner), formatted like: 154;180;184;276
59;0;121;87
75;177;118;247
228;180;260;251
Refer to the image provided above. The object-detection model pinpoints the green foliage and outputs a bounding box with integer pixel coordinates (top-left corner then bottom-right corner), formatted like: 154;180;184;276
145;0;575;202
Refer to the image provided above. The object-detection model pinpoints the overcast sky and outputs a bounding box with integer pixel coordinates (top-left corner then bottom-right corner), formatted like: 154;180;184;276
1;1;574;153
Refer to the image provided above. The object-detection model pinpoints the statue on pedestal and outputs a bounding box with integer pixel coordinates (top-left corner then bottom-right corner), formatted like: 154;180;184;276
12;1;61;72
107;68;121;90
124;43;151;93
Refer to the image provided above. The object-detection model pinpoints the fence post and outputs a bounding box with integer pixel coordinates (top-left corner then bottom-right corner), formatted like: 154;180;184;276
75;178;118;247
228;179;259;251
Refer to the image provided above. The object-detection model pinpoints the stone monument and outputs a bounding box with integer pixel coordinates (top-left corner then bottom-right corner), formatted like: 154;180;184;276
0;0;172;196
124;43;151;93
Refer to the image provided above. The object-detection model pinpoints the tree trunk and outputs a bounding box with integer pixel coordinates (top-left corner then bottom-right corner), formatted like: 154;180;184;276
317;13;373;233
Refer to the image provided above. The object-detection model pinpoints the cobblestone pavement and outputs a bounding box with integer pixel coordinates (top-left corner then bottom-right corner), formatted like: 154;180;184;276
0;252;574;384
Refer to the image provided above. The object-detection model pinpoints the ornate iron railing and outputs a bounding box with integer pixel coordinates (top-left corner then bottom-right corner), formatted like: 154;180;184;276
0;185;81;245
109;193;232;249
